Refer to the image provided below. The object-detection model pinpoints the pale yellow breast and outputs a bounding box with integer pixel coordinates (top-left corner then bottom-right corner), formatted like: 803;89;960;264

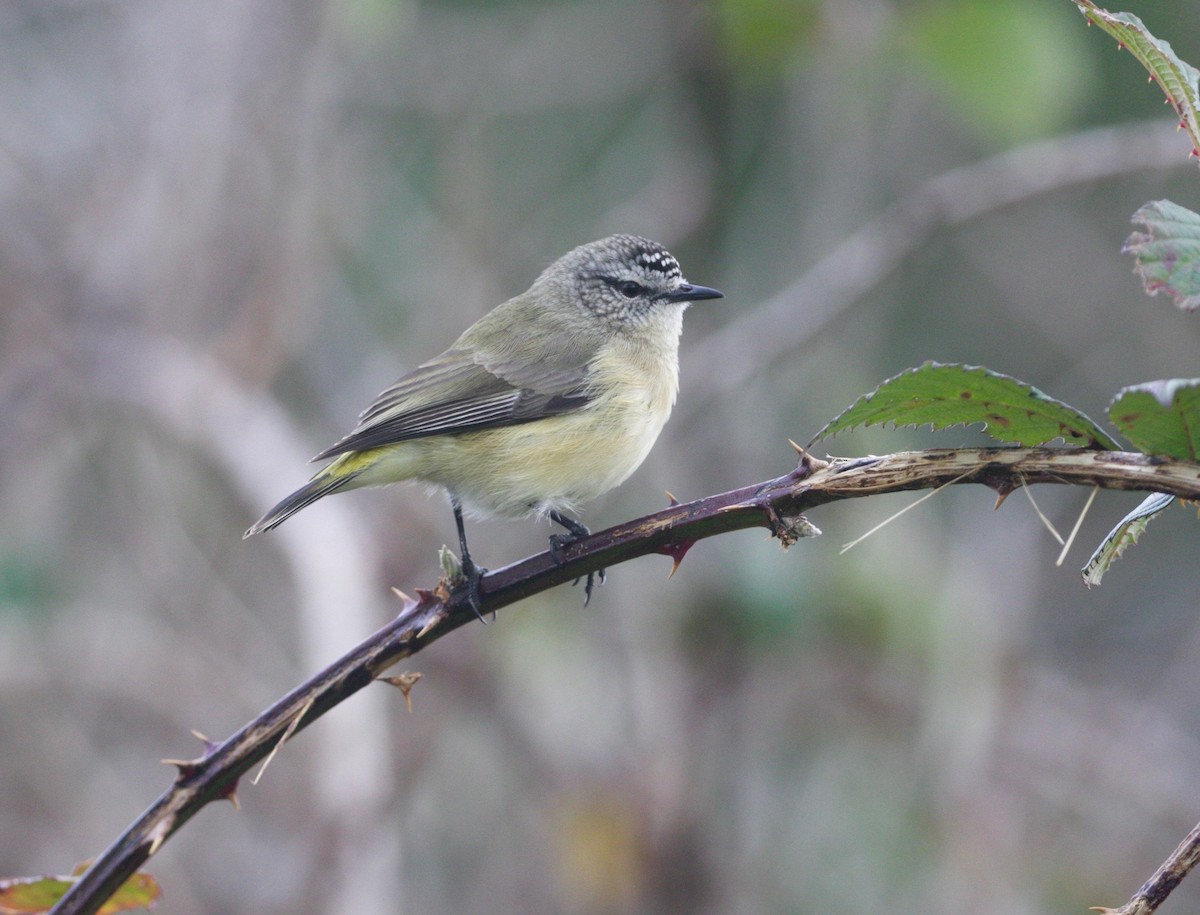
403;312;683;517
349;308;687;518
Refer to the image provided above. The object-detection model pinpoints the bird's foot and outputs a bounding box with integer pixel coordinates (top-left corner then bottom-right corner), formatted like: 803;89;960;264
458;554;491;623
548;530;606;608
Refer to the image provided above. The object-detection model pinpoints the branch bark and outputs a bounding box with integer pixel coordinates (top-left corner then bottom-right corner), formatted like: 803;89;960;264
1093;823;1200;915
51;446;1200;914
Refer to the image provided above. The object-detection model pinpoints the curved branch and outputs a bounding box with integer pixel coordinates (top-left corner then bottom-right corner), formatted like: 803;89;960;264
681;121;1190;415
51;446;1200;914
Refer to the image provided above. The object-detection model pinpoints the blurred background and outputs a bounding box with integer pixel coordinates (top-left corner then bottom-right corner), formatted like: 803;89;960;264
3;0;1200;912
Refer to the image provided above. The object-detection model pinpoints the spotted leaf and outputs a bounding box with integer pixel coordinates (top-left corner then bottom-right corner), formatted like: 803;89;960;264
812;362;1121;450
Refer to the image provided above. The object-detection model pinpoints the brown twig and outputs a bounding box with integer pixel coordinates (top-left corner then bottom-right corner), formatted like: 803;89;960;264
1091;822;1200;915
51;446;1200;914
681;121;1189;416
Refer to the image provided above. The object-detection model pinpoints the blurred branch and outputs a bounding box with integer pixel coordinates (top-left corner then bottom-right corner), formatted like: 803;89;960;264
683;121;1191;413
80;332;403;907
1094;822;1200;915
51;445;1200;915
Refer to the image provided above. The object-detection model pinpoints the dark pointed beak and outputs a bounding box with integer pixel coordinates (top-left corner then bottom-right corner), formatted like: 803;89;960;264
664;283;724;303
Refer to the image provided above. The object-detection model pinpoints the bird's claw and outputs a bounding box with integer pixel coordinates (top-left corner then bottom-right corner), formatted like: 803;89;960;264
459;555;492;623
547;532;573;562
572;568;606;607
548;532;605;607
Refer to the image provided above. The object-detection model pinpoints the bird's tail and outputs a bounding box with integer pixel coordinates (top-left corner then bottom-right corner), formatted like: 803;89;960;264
243;468;362;538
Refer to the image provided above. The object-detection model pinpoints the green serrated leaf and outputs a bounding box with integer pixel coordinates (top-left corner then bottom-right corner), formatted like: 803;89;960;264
1072;1;1200;164
98;872;161;914
0;870;160;914
1108;379;1200;459
811;362;1121;449
1123;200;1200;311
1082;492;1174;587
0;875;70;912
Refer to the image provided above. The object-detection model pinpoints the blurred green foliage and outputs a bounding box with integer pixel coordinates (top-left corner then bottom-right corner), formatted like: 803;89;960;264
0;552;59;620
902;0;1094;142
714;0;821;75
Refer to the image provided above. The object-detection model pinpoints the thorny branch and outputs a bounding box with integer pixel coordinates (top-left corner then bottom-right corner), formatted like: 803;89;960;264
51;446;1200;915
1092;822;1200;915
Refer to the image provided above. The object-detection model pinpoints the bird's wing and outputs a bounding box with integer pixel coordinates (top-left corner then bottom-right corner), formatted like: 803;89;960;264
311;346;591;462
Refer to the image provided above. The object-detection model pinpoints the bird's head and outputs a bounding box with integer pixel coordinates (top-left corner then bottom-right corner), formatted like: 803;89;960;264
540;234;723;328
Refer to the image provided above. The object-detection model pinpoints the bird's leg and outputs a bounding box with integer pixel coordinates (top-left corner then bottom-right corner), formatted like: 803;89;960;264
547;510;606;606
452;498;490;622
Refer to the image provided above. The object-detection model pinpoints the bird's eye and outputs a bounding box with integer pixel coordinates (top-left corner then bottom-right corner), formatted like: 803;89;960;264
618;281;643;299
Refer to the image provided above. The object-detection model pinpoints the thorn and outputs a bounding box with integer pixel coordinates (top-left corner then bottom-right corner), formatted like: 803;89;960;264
990;479;1016;510
380;671;422;711
664;489;679;507
415;609;446;640
1191;148;1199;159
190;731;219;756
163;731;221;779
655;540;695;578
391;586;416;607
146;818;172;857
787;439;828;477
1116;41;1124;50
200;772;243;810
716;500;755;514
162;756;201;778
787;439;810;473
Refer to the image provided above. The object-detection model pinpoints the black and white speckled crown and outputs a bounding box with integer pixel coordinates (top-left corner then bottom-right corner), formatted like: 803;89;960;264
629;239;682;282
534;233;719;325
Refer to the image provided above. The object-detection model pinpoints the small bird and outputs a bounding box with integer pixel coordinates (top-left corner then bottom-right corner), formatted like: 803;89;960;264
245;235;723;615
